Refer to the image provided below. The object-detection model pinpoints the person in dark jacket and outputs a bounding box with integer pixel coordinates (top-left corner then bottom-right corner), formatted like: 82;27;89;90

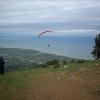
0;57;5;75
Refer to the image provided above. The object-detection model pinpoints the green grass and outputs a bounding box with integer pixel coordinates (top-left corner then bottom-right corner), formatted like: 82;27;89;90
0;70;32;88
0;69;39;100
0;92;9;100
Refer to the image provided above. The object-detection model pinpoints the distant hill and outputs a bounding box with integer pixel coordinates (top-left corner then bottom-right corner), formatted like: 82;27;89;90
0;47;79;71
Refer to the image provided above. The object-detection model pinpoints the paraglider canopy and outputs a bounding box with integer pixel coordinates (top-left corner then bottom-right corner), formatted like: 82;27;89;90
38;30;54;38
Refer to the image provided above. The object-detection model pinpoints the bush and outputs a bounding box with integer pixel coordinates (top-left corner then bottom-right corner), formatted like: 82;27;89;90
46;60;59;65
70;59;74;63
62;60;67;65
53;64;60;68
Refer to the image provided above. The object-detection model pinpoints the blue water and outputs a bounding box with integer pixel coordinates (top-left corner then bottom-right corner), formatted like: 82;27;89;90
0;34;95;60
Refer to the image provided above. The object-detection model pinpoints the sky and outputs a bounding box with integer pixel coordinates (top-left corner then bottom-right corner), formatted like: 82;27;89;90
0;0;100;36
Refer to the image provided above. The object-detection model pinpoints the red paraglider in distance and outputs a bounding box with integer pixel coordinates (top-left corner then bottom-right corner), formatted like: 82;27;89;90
38;30;54;38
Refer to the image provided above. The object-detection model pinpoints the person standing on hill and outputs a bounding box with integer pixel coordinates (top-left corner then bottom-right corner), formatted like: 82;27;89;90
0;57;5;75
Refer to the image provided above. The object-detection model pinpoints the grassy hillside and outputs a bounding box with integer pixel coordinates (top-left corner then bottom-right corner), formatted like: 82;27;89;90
0;60;100;100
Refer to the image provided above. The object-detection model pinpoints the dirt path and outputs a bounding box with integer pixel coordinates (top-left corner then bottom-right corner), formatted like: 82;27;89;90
15;66;100;100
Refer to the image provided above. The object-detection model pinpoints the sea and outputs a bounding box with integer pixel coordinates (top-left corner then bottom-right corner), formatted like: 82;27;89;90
0;34;95;60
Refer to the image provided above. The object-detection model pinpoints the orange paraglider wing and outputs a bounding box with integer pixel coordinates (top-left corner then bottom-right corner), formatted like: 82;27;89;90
38;30;54;38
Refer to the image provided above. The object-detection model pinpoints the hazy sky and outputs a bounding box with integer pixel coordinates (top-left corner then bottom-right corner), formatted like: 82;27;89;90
0;0;100;36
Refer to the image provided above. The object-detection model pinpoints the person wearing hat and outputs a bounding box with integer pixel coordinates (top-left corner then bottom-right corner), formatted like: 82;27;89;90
0;57;5;75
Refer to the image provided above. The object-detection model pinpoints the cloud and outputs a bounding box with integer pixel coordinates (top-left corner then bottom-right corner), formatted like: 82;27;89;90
56;29;99;34
0;0;100;35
